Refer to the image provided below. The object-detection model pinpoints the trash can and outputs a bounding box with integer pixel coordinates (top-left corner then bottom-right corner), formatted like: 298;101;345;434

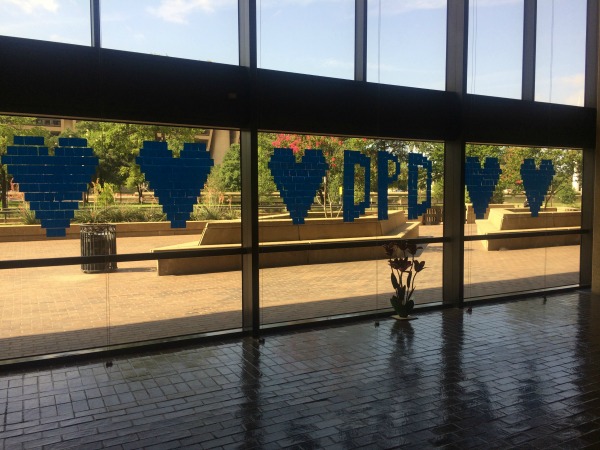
80;224;117;273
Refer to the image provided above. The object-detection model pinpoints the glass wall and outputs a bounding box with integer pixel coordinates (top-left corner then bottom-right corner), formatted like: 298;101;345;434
464;144;582;298
0;116;243;360
256;133;443;325
367;0;446;90
535;0;587;106
467;0;524;99
0;1;594;362
101;0;239;64
257;1;354;79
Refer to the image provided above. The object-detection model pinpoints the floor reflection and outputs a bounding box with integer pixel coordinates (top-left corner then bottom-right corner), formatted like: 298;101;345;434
1;292;599;448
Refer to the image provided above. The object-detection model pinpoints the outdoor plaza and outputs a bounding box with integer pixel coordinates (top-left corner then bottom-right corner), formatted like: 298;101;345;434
0;224;580;362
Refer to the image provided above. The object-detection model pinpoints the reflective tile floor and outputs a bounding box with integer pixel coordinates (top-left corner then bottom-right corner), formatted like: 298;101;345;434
1;291;600;449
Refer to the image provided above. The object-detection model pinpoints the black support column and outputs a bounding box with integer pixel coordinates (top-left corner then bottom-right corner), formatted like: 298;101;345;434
522;0;537;101
239;0;260;336
354;0;367;82
444;0;469;306
584;0;598;289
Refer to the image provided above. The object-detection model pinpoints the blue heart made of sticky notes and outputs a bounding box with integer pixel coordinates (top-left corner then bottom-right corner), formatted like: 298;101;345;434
136;141;214;228
268;148;329;224
521;159;555;217
2;136;98;237
465;157;502;219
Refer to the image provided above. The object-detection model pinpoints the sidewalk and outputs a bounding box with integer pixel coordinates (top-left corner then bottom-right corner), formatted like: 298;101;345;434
0;225;580;360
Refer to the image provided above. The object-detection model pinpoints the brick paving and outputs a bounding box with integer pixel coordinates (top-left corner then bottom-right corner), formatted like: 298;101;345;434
0;225;580;361
0;292;598;448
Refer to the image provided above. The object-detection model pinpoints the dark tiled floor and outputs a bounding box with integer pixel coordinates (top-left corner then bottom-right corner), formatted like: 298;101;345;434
2;292;600;449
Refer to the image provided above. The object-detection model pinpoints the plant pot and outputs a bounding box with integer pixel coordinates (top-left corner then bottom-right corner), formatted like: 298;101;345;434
392;314;417;321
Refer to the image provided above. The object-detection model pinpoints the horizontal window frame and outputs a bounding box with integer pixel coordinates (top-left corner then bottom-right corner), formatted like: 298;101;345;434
0;236;446;270
464;227;585;242
0;229;585;270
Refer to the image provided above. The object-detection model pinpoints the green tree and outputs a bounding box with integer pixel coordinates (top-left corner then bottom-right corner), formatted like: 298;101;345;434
64;122;204;203
268;133;351;217
205;143;241;194
538;148;581;207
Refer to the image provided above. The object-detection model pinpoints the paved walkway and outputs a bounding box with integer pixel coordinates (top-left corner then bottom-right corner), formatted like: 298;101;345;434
0;225;580;361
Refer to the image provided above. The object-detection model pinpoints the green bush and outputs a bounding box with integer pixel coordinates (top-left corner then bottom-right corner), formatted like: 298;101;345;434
490;187;505;204
18;206;40;225
191;204;240;221
558;186;578;205
96;183;116;207
74;206;166;223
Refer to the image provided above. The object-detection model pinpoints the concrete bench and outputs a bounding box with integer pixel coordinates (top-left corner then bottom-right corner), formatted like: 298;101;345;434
475;207;581;250
153;211;420;275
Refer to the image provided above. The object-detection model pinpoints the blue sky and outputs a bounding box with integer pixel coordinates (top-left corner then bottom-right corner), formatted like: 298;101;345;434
0;0;587;106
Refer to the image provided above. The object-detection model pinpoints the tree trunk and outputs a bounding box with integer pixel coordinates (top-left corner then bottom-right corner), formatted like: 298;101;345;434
0;167;8;210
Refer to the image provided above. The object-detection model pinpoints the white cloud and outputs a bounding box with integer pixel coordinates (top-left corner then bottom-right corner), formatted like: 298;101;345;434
148;0;229;24
557;73;585;106
323;58;353;69
564;90;584;106
559;73;585;87
0;0;58;14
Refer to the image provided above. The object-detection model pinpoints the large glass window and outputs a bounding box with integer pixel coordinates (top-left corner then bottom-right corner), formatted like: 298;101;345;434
257;1;354;79
0;116;243;361
464;144;582;298
254;133;443;325
467;0;524;99
367;0;446;90
101;0;238;64
535;0;586;106
0;0;90;46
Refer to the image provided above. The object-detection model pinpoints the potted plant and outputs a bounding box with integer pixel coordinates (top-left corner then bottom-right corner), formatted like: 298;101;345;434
382;240;426;320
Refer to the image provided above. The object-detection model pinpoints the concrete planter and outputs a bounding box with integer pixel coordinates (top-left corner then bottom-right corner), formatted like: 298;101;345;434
153;211;420;275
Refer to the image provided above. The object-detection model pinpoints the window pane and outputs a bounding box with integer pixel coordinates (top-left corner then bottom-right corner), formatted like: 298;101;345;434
101;0;238;65
0;0;90;46
535;0;586;106
464;144;582;298
465;243;580;298
256;132;442;325
0;116;243;360
258;1;354;79
467;0;524;99
367;0;446;90
0;261;243;361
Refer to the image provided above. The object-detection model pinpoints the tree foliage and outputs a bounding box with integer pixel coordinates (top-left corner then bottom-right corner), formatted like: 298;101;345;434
63;121;204;203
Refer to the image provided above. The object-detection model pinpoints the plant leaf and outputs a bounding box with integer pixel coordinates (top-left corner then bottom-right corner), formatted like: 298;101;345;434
390;295;401;314
397;285;406;302
391;272;399;290
414;260;426;272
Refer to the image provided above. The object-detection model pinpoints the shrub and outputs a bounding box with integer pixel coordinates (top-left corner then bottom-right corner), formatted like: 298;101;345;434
558;186;578;205
18;206;40;225
73;206;166;223
192;204;240;221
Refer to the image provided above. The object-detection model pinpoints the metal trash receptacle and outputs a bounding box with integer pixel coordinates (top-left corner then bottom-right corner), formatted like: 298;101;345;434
80;224;117;273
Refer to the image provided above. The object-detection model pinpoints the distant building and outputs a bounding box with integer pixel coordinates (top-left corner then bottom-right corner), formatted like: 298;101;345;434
31;118;237;164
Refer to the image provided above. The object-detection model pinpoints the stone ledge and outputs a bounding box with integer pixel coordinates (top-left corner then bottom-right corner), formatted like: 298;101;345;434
153;211;420;275
475;207;581;250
